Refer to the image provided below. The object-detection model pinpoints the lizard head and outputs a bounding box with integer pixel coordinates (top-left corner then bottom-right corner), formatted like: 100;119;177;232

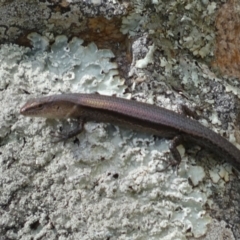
20;95;81;119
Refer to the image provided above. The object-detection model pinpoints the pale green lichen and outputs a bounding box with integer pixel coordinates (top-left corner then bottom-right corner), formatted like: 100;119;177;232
121;13;146;36
0;32;230;239
24;33;126;95
135;44;156;68
1;0;238;238
127;0;216;59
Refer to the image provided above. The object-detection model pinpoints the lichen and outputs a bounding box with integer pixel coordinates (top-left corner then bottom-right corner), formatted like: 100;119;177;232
24;32;126;95
0;33;213;239
135;44;156;68
128;0;216;59
120;13;146;36
1;0;239;238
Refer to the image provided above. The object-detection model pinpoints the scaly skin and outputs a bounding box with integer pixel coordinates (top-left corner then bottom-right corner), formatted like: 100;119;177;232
20;93;240;170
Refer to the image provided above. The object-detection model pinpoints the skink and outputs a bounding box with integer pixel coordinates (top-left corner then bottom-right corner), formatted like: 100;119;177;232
20;93;240;170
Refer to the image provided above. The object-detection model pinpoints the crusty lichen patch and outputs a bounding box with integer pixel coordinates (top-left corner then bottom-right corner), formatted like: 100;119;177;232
0;34;215;239
1;0;240;238
24;32;126;95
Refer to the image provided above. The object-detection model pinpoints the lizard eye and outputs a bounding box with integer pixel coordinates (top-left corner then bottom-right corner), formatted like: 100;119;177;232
37;104;44;110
